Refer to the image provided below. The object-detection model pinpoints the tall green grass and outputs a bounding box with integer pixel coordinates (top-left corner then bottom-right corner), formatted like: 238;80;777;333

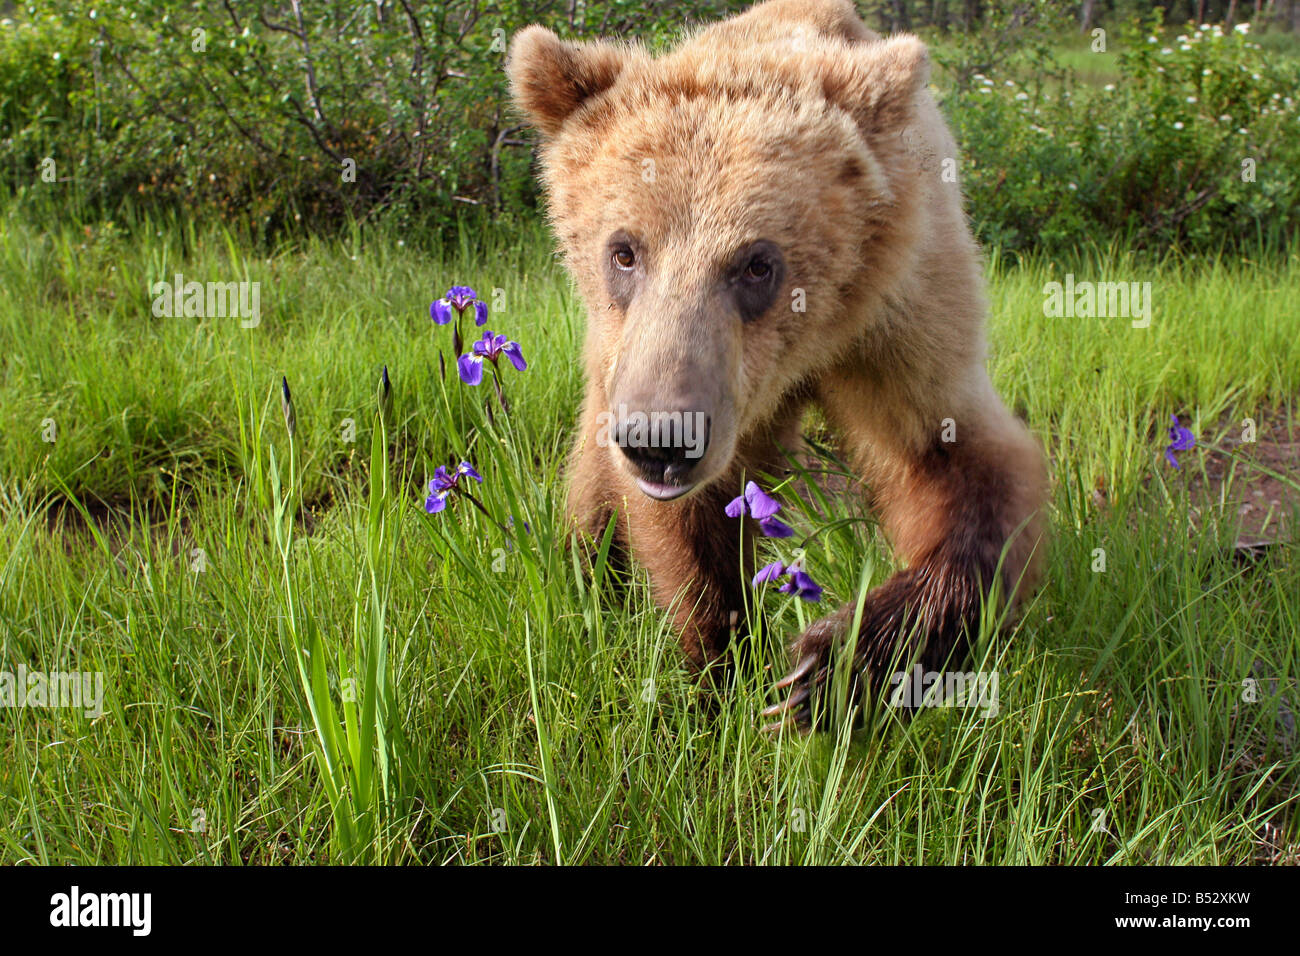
0;211;1297;864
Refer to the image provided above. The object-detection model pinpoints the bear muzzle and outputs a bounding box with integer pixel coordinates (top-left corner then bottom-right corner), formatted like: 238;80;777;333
609;407;714;501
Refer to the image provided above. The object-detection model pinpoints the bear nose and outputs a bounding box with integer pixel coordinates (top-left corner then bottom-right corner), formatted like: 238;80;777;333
613;411;711;484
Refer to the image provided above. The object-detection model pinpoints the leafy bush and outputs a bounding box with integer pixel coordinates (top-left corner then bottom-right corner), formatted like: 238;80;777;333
2;2;1298;254
944;18;1300;254
1;1;744;238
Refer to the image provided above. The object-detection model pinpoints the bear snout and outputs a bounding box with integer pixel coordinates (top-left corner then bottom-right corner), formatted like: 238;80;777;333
611;408;713;499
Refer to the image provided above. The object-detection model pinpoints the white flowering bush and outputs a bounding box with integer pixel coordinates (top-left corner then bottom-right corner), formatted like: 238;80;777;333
945;18;1300;254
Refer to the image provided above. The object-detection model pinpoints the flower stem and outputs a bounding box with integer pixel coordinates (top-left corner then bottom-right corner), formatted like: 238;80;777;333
491;365;510;414
456;486;513;538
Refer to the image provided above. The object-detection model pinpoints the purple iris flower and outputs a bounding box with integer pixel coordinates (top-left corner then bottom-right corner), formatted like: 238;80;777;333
458;330;528;386
725;481;794;538
1165;414;1196;469
431;285;489;327
424;461;483;513
502;515;533;552
751;561;823;602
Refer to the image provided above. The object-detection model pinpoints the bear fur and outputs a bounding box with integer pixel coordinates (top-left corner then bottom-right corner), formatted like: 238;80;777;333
508;0;1048;729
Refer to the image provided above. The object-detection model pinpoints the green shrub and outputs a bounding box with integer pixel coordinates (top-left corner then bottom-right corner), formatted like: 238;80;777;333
0;1;744;239
2;3;1297;254
944;18;1300;254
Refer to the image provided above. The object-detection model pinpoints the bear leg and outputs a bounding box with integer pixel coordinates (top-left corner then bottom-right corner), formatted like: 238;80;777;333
565;389;762;676
766;403;1047;731
622;479;754;674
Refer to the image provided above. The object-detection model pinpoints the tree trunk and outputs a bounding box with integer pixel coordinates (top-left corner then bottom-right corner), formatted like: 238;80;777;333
1080;0;1096;31
892;0;912;31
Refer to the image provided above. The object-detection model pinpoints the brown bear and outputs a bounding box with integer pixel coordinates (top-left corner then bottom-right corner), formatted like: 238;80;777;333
507;0;1048;729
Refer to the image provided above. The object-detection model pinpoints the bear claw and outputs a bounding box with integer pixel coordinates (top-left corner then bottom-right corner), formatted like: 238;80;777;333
773;653;818;690
764;649;832;731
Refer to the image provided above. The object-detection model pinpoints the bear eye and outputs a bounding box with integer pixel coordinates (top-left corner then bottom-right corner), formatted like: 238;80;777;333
742;258;772;283
612;247;636;271
730;240;784;322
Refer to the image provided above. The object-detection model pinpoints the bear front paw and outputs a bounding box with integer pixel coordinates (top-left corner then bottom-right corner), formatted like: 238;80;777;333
761;567;985;732
761;605;865;732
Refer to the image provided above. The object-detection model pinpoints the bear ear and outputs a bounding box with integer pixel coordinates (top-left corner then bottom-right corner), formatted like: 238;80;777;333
507;25;629;137
822;34;930;137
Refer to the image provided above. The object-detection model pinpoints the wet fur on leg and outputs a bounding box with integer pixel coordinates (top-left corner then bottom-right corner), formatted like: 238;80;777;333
768;424;1046;730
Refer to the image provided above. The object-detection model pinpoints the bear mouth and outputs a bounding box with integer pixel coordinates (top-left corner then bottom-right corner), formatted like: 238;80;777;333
636;478;696;502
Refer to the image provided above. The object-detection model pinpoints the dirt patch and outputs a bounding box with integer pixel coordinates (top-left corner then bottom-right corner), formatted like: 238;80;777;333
1185;406;1299;550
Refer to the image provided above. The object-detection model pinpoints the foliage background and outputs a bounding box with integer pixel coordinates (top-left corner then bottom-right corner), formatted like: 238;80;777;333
3;0;1298;254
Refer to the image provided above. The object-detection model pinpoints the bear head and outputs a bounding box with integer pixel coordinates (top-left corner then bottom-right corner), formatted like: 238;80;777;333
509;11;930;501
